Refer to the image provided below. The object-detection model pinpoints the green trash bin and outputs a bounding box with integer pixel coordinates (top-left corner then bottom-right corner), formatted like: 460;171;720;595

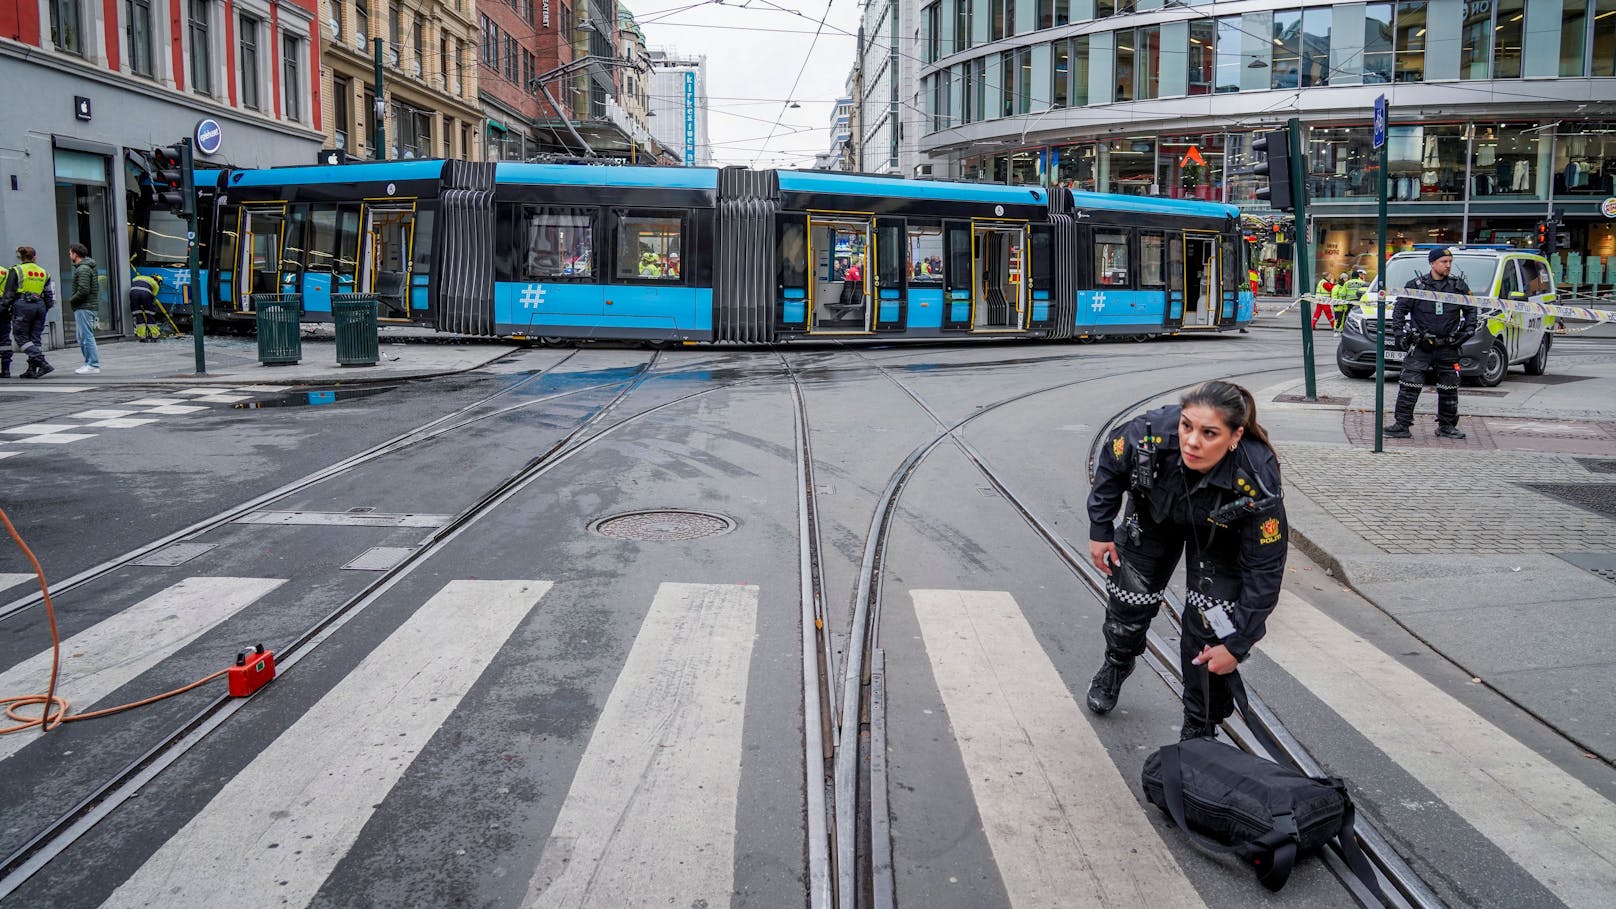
332;294;380;367
255;294;303;366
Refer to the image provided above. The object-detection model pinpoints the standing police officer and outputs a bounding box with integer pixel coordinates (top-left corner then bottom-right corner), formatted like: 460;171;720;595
0;260;12;377
1385;247;1476;440
4;246;56;379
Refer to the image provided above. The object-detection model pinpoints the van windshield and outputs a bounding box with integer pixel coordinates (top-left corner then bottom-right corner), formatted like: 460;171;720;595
1378;255;1498;295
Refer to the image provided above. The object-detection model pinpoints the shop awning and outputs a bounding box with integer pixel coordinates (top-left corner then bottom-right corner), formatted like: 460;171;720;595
487;119;508;133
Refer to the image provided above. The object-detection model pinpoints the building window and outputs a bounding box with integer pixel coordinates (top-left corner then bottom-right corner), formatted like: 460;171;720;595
1070;35;1089;106
1471;123;1543;199
127;0;154;76
1595;0;1616;77
1052;39;1069;107
1385;125;1466;200
1188;19;1215;95
334;77;351;148
956;0;972;52
50;0;83;54
991;0;1007;40
189;0;212;95
961;60;975;122
1136;25;1161;100
1394;2;1425;82
924;3;939;62
481;16;496;65
1106;137;1156;195
413;20;424;77
1096;0;1115;16
330;0;344;41
1460;1;1492;78
1301;6;1330;86
389;2;401;51
504;33;517;82
1554;129;1616;194
1561;0;1588;75
1017;46;1032;114
1364;3;1393;83
356;0;370;48
1307;126;1381;200
1115;32;1135;102
1493;0;1525;78
283;35;302;121
1000;51;1015;117
440;36;449;88
1214;16;1241;93
523;50;536;94
240;14;261;109
1272;10;1301;89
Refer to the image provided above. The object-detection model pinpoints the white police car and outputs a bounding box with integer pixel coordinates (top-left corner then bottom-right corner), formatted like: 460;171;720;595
1335;246;1554;387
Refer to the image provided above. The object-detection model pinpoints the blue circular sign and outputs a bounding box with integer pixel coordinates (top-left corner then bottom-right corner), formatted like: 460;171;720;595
194;119;223;156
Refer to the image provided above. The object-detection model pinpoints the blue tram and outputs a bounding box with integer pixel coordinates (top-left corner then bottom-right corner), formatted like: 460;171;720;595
130;159;1252;341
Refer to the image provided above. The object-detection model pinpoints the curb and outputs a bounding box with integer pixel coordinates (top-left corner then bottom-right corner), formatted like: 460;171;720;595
20;344;519;389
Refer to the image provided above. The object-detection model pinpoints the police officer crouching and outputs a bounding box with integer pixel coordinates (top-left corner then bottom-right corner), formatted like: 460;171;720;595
1385;247;1476;440
1085;381;1289;740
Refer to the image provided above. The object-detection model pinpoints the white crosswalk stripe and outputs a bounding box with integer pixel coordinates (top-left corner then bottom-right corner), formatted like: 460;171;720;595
1262;590;1616;909
0;573;34;594
523;582;760;908
0;577;285;766
99;579;551;909
910;589;1205;908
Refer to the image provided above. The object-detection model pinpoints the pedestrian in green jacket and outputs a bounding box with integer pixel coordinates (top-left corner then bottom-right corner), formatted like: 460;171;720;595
67;243;101;374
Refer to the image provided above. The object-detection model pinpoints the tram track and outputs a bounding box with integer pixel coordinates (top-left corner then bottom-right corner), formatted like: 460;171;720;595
0;348;797;898
818;347;1446;908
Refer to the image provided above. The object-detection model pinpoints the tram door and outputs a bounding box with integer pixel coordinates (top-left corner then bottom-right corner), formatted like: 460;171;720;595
809;216;873;333
1182;233;1220;328
361;203;416;320
235;205;287;313
972;224;1027;332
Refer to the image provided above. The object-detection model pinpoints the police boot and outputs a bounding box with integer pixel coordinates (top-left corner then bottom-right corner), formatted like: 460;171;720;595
1086;658;1135;715
1383;422;1412;438
20;365;39;379
1435;424;1466;439
0;352;11;378
1179;718;1219;741
28;360;53;379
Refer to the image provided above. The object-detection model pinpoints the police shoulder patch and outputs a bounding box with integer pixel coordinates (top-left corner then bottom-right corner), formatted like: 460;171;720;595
1112;436;1125;459
1259;517;1282;545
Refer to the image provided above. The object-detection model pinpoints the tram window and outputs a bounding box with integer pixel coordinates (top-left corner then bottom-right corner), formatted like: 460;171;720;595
1139;233;1165;286
281;206;309;273
876;222;903;288
521;205;594;279
946;226;971;288
778;220;807;288
614;211;684;281
138;210;190;268
306;207;339;272
494;203;520;282
413;210;434;276
1095;233;1130;286
908;226;943;283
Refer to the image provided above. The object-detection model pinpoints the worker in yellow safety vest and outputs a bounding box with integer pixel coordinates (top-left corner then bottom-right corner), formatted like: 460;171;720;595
2;246;57;378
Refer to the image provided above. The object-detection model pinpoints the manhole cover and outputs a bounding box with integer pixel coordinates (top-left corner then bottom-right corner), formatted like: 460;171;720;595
590;510;736;542
1577;458;1616;475
1524;483;1616;521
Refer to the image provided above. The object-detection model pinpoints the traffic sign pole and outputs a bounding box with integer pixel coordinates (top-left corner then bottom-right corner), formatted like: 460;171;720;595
1373;96;1388;453
1287;118;1316;401
184;137;205;375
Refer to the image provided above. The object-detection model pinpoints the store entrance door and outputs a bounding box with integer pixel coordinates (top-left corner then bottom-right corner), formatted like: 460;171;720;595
54;149;120;340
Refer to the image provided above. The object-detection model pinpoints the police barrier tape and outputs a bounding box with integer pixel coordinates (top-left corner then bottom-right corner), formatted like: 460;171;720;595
1258;292;1615;334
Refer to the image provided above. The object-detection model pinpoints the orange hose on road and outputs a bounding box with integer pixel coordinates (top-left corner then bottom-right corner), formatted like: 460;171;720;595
0;504;231;735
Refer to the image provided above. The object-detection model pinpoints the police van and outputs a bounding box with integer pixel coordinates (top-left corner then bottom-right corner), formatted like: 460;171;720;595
1335;246;1554;386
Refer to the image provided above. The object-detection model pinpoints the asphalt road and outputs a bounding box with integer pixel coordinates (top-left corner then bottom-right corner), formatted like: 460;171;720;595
0;334;1609;908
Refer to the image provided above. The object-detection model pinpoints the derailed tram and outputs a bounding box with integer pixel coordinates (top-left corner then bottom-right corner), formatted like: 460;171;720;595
129;159;1254;343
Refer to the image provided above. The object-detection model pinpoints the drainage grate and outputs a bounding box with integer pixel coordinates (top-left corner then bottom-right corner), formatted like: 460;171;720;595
1577;458;1616;475
342;546;418;571
1554;552;1616;586
590;510;736;542
1524;483;1616;521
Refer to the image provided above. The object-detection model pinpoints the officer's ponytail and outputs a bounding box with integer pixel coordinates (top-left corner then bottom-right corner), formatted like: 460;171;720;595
1181;380;1273;453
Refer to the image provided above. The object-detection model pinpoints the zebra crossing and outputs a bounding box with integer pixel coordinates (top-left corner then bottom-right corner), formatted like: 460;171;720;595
1;577;1610;906
0;387;259;455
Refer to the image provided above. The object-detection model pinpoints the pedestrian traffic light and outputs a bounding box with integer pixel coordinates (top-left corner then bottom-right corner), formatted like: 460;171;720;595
151;142;194;219
1552;219;1571;253
1252;128;1294;213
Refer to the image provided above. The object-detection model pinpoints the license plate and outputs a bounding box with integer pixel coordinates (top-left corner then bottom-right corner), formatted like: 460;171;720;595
1384;349;1405;362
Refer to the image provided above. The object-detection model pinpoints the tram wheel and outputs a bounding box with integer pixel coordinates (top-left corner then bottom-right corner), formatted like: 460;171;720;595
539;336;573;348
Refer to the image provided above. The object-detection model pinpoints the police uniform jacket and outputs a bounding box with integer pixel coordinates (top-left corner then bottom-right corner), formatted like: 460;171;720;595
1087;404;1289;659
1394;271;1477;343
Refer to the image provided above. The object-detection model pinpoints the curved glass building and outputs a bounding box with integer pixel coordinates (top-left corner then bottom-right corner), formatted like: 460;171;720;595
915;0;1616;294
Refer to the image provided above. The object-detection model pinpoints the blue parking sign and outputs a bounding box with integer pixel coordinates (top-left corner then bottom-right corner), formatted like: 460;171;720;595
1373;96;1387;149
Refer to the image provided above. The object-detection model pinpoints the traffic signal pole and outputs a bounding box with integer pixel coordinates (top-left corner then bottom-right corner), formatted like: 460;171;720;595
1287;118;1316;401
184;137;204;375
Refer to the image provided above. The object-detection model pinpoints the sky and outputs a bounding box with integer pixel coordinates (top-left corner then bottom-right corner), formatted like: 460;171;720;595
633;1;867;167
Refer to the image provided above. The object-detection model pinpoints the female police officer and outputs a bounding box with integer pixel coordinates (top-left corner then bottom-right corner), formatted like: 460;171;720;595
1084;380;1288;740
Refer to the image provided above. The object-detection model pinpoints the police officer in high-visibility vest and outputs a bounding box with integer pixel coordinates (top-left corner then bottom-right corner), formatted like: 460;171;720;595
0;261;12;377
4;246;56;379
1332;268;1369;328
130;273;162;341
1385;247;1475;439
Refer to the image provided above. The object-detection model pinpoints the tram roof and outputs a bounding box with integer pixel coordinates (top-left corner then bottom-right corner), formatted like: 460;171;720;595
1065;190;1237;220
225;159;448;187
495;163;720;190
778;171;1047;206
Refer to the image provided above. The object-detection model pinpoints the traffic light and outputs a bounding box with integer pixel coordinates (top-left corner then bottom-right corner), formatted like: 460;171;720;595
1252;128;1293;212
151;142;194;219
1534;220;1554;256
1552;219;1571;253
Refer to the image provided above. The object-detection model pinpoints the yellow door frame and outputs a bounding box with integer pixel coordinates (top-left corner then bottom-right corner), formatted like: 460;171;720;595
237;202;288;313
1181;229;1221;329
805;213;875;335
359;199;418;321
969;219;1030;333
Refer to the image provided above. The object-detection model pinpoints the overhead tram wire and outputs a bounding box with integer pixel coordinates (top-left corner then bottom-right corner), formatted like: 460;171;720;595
746;0;837;167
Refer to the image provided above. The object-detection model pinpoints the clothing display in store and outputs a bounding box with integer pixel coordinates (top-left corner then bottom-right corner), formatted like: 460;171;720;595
1512;159;1531;191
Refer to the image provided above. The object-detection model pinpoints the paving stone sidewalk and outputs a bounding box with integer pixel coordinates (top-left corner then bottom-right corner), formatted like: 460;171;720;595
1256;348;1616;762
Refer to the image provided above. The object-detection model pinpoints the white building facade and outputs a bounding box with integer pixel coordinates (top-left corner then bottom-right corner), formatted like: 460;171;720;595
647;49;713;165
858;0;929;176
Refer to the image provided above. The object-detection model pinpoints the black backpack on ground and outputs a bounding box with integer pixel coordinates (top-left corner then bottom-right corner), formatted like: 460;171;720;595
1140;671;1383;894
